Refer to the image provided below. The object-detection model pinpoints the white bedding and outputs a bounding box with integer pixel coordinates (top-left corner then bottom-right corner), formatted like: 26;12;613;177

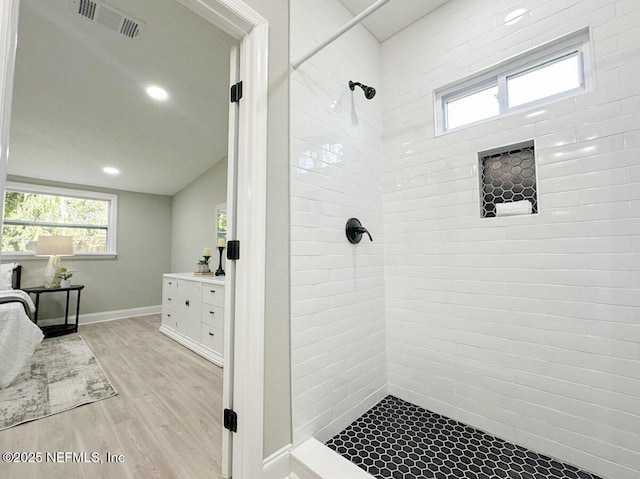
0;290;43;389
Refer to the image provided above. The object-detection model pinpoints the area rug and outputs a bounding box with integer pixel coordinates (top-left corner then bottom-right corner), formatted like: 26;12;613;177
0;335;117;430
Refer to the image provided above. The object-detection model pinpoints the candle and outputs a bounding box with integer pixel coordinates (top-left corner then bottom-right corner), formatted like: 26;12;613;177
217;238;226;247
203;247;211;256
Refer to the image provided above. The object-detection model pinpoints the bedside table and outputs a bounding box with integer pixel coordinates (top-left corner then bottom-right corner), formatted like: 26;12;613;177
22;285;85;338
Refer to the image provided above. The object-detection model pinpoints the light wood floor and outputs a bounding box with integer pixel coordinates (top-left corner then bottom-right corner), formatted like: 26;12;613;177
0;314;224;479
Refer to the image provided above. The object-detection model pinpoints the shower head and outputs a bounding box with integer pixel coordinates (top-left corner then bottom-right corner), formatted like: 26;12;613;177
349;81;376;99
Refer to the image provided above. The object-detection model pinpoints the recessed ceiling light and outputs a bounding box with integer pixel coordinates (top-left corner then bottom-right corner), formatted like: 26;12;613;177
505;8;527;25
146;85;169;101
103;166;120;175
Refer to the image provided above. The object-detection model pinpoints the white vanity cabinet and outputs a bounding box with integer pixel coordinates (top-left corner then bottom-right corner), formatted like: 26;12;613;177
160;273;225;366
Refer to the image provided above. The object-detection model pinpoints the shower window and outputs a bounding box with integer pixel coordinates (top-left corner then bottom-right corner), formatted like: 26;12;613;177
445;83;499;130
507;52;582;108
436;28;591;134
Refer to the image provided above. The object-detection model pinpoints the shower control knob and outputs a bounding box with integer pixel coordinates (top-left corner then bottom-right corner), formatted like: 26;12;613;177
346;218;373;244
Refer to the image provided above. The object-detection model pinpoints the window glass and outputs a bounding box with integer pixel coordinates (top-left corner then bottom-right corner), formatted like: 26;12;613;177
507;52;581;108
2;186;115;254
446;85;499;130
435;28;590;134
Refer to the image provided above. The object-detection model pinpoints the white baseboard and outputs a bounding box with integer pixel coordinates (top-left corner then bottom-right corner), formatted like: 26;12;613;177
38;305;161;327
263;443;292;479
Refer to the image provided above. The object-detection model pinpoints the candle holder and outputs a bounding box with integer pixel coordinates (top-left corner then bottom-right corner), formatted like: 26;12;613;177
215;246;225;276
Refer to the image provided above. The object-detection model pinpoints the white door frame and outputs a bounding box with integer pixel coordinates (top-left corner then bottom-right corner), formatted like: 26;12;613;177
222;43;241;479
0;1;269;478
0;0;18;208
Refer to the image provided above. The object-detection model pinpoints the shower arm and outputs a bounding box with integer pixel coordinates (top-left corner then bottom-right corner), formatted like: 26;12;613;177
291;0;393;70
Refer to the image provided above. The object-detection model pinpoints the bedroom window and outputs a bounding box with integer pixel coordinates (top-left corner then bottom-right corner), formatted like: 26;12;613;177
435;28;591;134
2;182;117;255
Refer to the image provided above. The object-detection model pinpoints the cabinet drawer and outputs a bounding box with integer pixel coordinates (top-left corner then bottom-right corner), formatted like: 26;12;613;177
201;285;224;307
162;294;176;310
201;304;224;329
163;277;179;293
162;309;176;328
201;324;224;354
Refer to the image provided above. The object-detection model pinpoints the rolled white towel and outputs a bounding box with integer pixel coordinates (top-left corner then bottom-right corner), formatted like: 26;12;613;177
495;199;532;217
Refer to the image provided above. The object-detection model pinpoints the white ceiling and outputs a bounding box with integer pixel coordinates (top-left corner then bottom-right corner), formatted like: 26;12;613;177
339;0;450;42
9;0;238;196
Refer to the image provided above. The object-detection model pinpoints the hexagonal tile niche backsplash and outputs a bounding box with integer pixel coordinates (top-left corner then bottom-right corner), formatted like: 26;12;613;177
326;395;603;479
480;141;538;218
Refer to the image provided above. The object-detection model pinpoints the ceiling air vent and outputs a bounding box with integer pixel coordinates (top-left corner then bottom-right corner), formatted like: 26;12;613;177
74;0;145;39
78;0;96;20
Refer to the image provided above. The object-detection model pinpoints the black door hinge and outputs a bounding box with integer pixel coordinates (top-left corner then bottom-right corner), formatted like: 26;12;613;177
230;81;243;103
227;240;240;260
224;408;238;433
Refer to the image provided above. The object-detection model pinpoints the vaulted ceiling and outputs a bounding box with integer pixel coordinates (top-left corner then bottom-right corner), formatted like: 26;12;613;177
9;0;237;196
9;0;450;196
339;0;450;42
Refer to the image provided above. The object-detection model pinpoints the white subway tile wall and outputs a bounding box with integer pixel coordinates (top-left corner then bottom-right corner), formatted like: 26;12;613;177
290;0;388;445
381;1;640;479
291;0;640;477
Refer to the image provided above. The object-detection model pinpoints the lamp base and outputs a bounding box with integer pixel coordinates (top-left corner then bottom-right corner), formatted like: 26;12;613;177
43;255;61;289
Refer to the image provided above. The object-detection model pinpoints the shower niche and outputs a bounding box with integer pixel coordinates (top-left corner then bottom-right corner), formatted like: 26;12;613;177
478;140;538;218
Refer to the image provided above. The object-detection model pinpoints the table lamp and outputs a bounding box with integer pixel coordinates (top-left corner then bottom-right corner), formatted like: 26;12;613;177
35;236;74;288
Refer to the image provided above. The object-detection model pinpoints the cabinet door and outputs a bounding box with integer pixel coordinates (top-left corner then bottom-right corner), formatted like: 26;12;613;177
176;280;201;342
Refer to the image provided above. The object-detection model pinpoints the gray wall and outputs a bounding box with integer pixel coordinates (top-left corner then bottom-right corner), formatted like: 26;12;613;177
6;175;172;319
242;0;292;458
171;159;227;273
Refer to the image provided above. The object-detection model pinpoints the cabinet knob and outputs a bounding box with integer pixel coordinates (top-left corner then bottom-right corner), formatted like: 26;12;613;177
209;332;215;336
185;300;190;307
209;311;215;314
210;290;216;293
168;282;172;285
167;314;171;317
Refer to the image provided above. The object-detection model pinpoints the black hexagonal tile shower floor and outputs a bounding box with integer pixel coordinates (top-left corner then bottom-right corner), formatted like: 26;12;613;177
326;395;603;479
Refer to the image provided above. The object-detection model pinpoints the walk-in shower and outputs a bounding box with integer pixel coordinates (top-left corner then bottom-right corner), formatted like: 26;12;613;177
290;1;640;479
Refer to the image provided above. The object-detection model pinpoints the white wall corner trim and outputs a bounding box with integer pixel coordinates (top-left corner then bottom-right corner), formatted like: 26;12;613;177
263;443;292;479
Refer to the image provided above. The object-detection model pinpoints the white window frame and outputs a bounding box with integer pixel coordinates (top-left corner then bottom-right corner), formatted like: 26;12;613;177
435;28;592;135
3;181;118;257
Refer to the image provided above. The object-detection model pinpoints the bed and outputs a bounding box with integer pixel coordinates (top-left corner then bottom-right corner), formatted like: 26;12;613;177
0;264;43;389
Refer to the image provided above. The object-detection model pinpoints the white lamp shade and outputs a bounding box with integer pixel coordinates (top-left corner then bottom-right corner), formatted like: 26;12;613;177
35;236;74;257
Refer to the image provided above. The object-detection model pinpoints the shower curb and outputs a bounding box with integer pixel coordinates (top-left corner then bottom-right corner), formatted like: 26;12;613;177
290;438;375;479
